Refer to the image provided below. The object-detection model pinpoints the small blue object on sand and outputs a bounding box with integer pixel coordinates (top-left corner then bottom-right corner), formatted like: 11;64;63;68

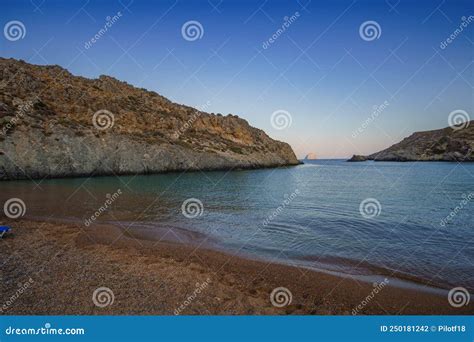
0;226;10;238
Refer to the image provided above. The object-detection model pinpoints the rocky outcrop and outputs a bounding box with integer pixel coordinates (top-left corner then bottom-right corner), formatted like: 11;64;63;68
0;58;299;180
347;155;367;162
304;153;317;160
348;122;473;162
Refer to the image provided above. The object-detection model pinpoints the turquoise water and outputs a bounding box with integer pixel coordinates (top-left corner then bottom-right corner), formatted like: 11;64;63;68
2;160;473;291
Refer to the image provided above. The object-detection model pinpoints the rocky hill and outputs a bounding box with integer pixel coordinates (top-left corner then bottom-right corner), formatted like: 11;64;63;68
0;58;299;180
349;122;474;162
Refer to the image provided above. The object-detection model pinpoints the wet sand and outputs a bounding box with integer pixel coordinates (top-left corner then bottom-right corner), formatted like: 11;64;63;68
1;219;473;315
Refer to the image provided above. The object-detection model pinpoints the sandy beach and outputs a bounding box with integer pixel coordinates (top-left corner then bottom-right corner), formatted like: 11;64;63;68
1;219;472;315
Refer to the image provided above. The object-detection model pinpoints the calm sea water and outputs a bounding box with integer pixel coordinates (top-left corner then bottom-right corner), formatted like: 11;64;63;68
2;160;473;292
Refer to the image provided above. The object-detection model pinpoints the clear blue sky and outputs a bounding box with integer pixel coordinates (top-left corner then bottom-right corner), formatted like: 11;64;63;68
1;0;473;158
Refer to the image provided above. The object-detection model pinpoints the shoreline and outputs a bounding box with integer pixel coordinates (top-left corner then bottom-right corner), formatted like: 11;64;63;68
28;216;461;295
92;217;469;296
2;219;473;315
0;161;302;182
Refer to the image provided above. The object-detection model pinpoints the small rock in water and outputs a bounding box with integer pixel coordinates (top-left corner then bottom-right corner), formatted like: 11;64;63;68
347;155;367;162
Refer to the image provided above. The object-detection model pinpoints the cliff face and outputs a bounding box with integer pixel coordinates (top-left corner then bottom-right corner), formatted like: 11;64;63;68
0;58;299;180
349;123;474;162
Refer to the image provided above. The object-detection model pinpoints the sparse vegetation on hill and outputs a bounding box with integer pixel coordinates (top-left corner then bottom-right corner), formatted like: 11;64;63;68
0;58;298;180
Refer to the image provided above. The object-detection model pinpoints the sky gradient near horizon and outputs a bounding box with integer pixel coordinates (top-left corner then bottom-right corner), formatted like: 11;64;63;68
1;0;473;158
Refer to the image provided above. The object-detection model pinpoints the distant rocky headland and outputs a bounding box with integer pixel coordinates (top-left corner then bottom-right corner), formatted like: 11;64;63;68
349;122;473;162
0;58;299;180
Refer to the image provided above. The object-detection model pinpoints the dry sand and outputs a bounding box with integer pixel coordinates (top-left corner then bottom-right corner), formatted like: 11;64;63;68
1;219;473;315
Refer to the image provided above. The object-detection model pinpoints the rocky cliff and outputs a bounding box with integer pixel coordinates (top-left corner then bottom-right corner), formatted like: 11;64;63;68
349;122;474;162
0;58;299;180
